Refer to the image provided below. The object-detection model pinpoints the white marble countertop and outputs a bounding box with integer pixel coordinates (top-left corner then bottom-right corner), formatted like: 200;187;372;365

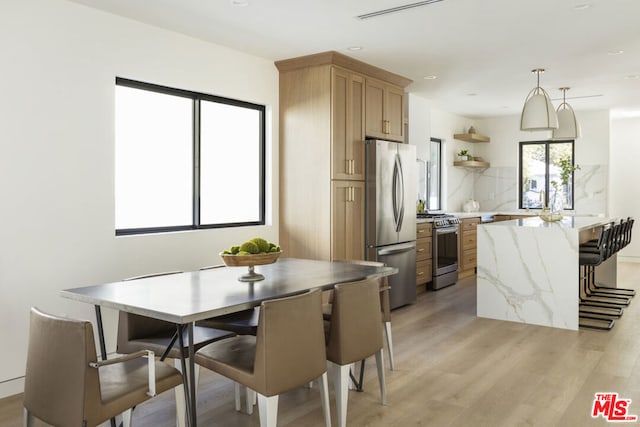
480;215;613;231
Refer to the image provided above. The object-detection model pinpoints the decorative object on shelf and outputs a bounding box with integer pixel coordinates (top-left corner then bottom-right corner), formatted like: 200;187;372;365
520;68;559;131
552;87;581;140
417;199;425;213
457;149;470;161
467;126;477;134
463;199;480;213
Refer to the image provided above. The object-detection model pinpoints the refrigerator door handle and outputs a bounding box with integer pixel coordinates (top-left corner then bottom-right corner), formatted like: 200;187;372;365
392;154;400;231
394;154;405;232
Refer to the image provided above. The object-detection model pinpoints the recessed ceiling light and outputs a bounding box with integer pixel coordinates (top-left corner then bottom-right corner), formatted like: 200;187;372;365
230;0;249;6
625;75;640;80
574;4;592;10
467;93;477;97
347;46;363;51
608;50;624;55
423;75;437;80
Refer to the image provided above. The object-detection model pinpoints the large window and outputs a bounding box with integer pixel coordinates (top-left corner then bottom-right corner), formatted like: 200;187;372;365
519;140;575;210
418;138;442;211
115;78;265;235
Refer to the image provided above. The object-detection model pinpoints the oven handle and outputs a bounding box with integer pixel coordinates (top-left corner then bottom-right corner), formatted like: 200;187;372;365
435;227;459;234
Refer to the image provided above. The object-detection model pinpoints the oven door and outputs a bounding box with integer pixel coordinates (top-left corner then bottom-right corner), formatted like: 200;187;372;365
433;226;459;275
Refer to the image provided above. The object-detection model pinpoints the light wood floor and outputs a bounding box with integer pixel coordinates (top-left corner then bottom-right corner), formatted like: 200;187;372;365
3;263;640;427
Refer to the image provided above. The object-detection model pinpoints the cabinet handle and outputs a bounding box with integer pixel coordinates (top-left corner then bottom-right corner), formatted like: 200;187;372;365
417;272;424;276
346;159;351;175
418;248;425;252
350;159;355;175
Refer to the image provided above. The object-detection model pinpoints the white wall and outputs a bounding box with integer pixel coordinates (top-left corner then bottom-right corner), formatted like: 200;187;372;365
472;110;610;214
610;116;640;260
430;108;477;211
0;0;278;397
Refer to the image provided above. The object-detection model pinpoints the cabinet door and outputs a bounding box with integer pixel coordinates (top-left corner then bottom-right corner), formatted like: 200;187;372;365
332;68;365;180
331;180;365;260
365;79;405;142
385;85;405;141
365;79;386;139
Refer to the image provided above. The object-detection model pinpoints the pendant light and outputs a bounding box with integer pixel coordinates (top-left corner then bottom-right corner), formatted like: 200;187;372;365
552;87;581;140
520;68;558;131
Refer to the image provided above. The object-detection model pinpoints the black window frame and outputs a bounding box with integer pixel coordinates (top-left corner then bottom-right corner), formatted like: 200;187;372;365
115;77;266;236
518;140;576;210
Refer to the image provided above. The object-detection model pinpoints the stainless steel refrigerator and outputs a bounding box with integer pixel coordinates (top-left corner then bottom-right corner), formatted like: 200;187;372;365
365;139;417;309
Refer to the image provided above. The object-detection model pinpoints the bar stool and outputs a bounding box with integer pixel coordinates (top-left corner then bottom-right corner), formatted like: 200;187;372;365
578;224;620;330
584;218;635;297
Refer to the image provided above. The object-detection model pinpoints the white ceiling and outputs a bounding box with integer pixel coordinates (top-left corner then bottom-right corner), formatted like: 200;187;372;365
69;0;640;119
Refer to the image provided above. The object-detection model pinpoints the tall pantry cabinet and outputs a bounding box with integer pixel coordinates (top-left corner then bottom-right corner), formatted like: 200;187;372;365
276;51;412;261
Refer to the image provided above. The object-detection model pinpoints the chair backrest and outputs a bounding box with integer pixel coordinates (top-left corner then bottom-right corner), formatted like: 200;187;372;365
24;307;100;427
598;223;615;260
253;290;326;397
326;278;383;366
626;218;635;247
335;259;391;322
117;271;182;353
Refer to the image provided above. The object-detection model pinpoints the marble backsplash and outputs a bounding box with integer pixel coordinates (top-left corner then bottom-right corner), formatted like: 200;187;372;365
450;164;607;215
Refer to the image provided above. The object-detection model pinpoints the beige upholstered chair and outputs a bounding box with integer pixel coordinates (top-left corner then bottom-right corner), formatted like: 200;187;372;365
195;290;331;427
24;307;184;427
326;278;386;427
118;271;235;425
326;260;395;370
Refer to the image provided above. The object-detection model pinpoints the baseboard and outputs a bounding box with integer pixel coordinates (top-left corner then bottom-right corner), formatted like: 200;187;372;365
619;256;640;263
0;377;24;400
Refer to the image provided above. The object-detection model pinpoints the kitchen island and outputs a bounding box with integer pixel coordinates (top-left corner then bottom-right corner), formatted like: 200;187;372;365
476;216;613;330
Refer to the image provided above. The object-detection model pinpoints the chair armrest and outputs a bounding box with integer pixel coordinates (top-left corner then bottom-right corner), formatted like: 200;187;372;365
89;350;157;397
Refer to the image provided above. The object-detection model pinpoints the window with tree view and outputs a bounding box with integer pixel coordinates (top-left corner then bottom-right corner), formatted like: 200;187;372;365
519;141;577;210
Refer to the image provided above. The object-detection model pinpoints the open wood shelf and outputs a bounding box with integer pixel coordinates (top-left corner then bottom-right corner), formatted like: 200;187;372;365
454;133;490;143
453;160;490;168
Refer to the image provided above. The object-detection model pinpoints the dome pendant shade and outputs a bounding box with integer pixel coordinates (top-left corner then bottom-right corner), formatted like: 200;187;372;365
552;88;580;140
520;87;559;131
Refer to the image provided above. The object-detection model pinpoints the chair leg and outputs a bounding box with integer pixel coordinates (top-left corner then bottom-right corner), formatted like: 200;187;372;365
246;388;256;415
332;362;351;427
234;383;242;412
23;408;35;427
257;394;278;427
318;373;332;427
384;321;395;371
375;349;387;405
122;408;133;427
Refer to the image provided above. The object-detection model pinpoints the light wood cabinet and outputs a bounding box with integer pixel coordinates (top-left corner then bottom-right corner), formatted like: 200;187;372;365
332;68;365;180
416;222;433;287
332;181;365;260
365;78;405;142
275;51;411;261
458;217;480;279
494;215;512;222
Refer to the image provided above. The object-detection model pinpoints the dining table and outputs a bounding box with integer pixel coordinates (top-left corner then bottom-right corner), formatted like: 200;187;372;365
60;257;398;427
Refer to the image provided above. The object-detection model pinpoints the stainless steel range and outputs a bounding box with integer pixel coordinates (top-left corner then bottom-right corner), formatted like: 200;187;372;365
417;213;460;290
